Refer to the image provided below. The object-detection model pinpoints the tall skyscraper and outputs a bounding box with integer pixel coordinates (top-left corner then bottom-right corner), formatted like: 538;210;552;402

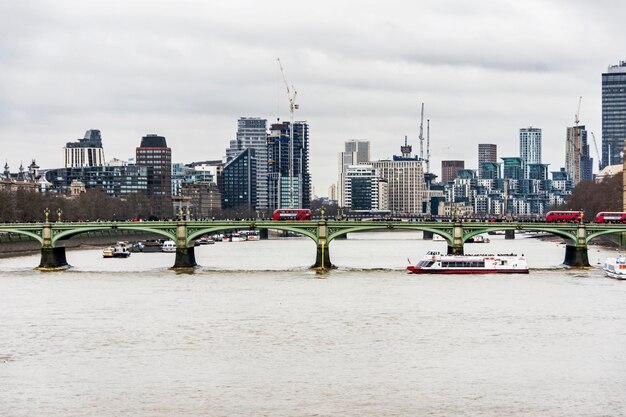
441;160;465;184
267;121;311;210
64;130;106;168
136;134;172;219
519;127;542;178
565;125;593;186
602;61;626;168
337;140;370;207
226;117;269;209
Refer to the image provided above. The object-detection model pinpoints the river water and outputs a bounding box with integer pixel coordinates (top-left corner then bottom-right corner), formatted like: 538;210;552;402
1;232;625;416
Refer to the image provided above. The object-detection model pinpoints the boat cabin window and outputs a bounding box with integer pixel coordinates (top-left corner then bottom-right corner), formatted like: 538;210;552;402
441;261;485;268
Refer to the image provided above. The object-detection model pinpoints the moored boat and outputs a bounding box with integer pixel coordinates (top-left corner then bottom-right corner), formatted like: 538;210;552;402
102;246;114;258
603;255;626;279
467;235;490;243
230;233;246;242
141;240;164;252
407;251;528;274
161;240;176;252
103;242;131;258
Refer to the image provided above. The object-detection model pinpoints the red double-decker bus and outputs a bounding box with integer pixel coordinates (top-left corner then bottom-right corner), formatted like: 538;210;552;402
595;212;626;223
545;211;584;223
272;209;312;221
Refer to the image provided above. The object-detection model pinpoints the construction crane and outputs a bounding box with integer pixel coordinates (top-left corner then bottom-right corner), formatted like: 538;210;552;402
418;103;424;160
426;118;431;174
591;132;601;172
277;58;298;208
575;95;582;127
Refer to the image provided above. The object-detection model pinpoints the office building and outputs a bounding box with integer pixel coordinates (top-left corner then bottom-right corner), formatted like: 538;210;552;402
267;121;311;210
226;117;269;209
441;160;465;184
179;181;222;219
343;165;388;211
602;61;626;168
337;140;370;207
64;130;106;168
478;144;498;179
135;134;172;218
519;127;542;178
371;139;426;215
222;148;257;210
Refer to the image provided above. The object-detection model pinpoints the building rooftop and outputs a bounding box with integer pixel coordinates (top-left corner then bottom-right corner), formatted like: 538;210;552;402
140;134;168;148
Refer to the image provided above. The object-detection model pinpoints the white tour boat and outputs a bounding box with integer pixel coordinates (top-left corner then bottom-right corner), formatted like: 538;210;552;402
407;251;528;274
603;255;626;279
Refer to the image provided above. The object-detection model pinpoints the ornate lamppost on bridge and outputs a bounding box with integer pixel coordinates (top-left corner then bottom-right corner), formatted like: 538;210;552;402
56;209;63;223
44;208;50;223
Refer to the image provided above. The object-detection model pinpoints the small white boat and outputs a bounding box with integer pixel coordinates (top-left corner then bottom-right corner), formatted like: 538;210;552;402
432;234;445;241
102;246;114;258
230;233;246;242
161;240;176;252
468;235;490;243
603;255;626;279
103;242;131;258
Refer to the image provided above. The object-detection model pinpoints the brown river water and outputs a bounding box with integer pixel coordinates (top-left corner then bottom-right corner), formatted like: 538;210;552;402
1;232;625;416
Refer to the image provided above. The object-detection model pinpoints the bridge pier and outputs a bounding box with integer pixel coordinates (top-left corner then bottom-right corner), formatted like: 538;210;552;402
563;223;590;267
173;246;197;269
259;229;269;240
423;230;434;240
563;245;590;267
36;247;68;270
447;244;464;255
505;230;515;239
313;243;334;270
172;220;197;269
312;220;334;271
447;222;464;255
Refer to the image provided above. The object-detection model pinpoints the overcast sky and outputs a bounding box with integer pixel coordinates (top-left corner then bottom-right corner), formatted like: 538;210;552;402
1;0;624;195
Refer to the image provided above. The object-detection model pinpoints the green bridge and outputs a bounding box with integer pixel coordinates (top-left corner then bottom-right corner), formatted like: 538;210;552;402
1;218;625;270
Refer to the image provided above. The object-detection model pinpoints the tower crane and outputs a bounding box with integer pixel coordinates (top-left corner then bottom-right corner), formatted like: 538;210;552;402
277;58;298;208
426;118;431;174
591;132;601;172
575;95;582;127
418;103;424;160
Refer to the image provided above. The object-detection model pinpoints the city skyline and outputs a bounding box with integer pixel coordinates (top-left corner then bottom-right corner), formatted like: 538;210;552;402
1;1;625;194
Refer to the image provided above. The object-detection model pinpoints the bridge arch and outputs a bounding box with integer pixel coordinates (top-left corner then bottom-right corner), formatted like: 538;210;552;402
186;223;318;246
0;228;44;245
51;225;177;247
586;229;625;244
461;225;578;245
325;223;455;243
